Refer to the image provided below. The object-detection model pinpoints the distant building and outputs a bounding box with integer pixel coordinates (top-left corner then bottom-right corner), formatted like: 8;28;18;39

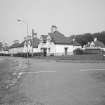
83;37;105;55
12;34;40;55
84;37;105;49
0;42;3;51
0;42;9;55
8;41;20;55
8;26;82;56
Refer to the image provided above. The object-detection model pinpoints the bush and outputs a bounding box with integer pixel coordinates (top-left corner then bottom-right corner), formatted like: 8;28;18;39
73;48;83;55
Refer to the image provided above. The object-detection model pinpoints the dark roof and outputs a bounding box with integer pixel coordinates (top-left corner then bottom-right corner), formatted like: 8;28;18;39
94;40;105;48
17;37;40;48
9;43;20;49
17;41;25;47
49;31;72;45
41;35;48;42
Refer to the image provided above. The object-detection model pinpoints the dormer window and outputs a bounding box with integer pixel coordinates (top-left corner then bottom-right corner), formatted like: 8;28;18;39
40;35;48;43
51;25;58;33
43;40;46;43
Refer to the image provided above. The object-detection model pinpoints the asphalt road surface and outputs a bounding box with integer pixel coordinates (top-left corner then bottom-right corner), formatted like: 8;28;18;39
21;58;105;105
1;57;105;105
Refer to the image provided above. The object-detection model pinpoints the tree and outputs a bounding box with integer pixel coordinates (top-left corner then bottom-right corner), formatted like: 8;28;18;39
0;42;3;51
70;31;105;47
92;32;105;45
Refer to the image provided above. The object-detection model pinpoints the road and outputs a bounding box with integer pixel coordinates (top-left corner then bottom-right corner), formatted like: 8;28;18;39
1;57;105;105
20;59;105;105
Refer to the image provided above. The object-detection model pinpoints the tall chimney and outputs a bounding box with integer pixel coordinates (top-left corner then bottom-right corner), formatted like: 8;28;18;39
51;25;57;33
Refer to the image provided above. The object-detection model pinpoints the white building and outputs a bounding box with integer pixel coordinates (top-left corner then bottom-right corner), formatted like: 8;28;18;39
82;38;105;55
9;42;20;55
8;26;81;56
39;25;81;56
16;36;40;55
84;38;105;50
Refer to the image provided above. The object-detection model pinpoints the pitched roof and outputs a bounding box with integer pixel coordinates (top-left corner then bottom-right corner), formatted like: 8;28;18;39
48;31;72;45
9;43;20;49
41;35;48;42
17;37;40;48
94;40;105;48
17;41;25;47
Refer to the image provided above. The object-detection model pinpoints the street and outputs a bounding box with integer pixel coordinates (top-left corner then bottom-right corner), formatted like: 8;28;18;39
0;57;105;105
21;58;105;105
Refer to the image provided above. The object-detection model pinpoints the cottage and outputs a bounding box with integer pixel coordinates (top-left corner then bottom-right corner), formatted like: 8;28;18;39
84;38;105;49
83;38;105;54
16;40;26;54
9;41;20;56
38;35;49;56
17;35;40;55
39;25;81;56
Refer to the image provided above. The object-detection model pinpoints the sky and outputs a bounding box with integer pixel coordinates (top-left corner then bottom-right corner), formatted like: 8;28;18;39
0;0;105;45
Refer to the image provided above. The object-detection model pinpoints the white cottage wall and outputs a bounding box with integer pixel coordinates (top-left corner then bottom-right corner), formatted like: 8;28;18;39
23;46;27;53
33;48;40;53
54;45;74;56
17;47;24;53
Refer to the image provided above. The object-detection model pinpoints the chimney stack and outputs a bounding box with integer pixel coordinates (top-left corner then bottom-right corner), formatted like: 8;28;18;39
51;25;57;33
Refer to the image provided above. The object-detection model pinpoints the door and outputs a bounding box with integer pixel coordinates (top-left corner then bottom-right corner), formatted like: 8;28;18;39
43;48;47;56
64;47;68;55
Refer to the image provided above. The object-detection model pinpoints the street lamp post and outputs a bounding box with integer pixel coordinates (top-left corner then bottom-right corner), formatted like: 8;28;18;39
17;19;29;64
32;29;35;57
32;35;34;57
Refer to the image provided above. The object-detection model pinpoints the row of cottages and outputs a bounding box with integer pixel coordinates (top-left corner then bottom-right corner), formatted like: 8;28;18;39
9;35;40;55
17;35;40;54
39;25;81;56
8;25;81;56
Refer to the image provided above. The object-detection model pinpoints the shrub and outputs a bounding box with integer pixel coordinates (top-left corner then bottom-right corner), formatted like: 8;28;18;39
73;48;83;55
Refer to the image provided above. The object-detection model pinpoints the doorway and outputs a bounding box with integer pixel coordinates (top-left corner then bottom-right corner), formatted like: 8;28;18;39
64;47;68;55
42;48;47;56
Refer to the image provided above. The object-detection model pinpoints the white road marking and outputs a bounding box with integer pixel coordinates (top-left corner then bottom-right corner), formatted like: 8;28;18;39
80;69;105;71
18;71;56;74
